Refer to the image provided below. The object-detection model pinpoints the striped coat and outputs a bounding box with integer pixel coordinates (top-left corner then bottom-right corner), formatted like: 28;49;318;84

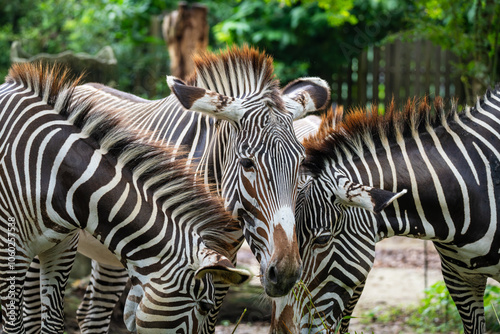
0;63;249;334
273;92;500;333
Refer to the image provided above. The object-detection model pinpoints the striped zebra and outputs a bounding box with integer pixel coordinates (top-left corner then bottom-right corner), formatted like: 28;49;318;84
23;46;331;333
0;63;250;334
272;91;500;334
76;47;330;299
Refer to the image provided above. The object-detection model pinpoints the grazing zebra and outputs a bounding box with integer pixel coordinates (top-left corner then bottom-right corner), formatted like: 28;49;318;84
0;63;249;334
272;91;500;334
23;46;331;333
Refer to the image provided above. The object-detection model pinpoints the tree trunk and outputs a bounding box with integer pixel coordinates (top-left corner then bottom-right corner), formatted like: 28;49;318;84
163;2;209;80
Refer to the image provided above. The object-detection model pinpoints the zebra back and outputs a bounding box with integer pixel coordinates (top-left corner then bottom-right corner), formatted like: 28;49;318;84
0;62;249;333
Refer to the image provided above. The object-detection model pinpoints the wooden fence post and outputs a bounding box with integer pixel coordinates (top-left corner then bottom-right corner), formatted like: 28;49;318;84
162;2;209;80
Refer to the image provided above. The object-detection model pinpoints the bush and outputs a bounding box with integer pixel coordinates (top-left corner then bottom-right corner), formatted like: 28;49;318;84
407;281;500;333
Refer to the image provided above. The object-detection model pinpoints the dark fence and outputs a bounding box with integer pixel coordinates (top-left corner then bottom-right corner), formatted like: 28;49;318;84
332;39;465;109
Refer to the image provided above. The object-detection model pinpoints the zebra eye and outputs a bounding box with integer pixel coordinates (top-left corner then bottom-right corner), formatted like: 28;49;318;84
198;300;214;315
240;158;255;170
313;234;331;245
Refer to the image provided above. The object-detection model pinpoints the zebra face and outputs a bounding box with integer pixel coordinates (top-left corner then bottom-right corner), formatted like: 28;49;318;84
230;106;306;297
123;243;250;333
168;73;331;298
272;170;406;332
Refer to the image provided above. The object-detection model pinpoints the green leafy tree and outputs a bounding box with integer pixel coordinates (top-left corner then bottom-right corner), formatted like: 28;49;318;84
0;0;180;97
212;0;411;101
403;0;500;103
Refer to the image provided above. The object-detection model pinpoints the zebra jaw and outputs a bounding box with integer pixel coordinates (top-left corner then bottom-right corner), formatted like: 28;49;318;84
195;248;251;285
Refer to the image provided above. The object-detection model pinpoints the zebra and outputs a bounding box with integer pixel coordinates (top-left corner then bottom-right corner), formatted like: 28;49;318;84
23;46;331;333
293;113;324;142
272;91;500;334
0;62;250;334
76;47;330;298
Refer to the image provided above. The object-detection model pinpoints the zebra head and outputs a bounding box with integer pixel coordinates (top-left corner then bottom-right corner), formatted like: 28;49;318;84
272;165;406;332
166;47;331;297
123;235;250;333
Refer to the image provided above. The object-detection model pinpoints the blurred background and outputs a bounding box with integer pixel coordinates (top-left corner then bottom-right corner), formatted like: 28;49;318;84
1;0;500;332
1;0;499;108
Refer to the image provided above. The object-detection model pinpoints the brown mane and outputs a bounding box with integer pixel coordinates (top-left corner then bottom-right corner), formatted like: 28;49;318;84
5;62;239;257
6;62;83;115
186;45;280;101
303;97;460;175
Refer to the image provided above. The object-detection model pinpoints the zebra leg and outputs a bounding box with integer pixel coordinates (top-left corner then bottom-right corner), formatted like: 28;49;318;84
441;261;487;334
0;255;30;333
23;257;42;334
76;260;129;334
338;280;366;333
37;232;79;334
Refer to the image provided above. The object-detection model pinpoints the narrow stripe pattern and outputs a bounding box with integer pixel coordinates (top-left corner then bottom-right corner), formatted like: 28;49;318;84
0;63;245;334
272;92;500;334
23;47;331;333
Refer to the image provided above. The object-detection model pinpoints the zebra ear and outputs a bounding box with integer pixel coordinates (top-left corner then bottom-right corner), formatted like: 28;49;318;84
335;179;407;214
282;77;331;120
195;249;251;285
166;75;245;122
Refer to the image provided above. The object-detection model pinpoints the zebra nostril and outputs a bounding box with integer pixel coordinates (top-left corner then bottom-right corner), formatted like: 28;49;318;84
267;264;278;285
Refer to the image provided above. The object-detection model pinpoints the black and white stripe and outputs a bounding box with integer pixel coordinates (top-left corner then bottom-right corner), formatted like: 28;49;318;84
273;91;500;334
0;63;249;334
24;46;331;333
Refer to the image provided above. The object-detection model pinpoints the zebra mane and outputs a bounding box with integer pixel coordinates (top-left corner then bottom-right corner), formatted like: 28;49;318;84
187;45;281;102
303;96;463;175
6;62;238;257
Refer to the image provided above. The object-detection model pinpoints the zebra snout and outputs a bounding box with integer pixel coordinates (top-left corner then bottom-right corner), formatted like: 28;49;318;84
263;258;302;297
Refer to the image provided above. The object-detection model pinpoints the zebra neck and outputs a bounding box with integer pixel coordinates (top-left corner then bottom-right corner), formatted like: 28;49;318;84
196;121;233;192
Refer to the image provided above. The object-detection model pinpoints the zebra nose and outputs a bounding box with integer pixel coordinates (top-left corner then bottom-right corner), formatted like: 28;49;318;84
264;259;302;297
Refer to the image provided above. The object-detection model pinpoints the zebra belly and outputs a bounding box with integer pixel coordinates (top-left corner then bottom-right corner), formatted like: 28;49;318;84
434;242;500;281
77;230;124;267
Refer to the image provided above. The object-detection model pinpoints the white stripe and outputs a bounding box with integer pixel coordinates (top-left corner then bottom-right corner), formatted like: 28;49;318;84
395;131;435;237
65;150;103;222
426;123;471;234
412;127;455;241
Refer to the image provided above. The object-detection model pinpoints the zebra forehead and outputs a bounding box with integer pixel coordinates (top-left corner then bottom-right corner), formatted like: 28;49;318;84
238;128;304;156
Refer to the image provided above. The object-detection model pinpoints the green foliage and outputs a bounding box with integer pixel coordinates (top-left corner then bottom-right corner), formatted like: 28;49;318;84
484;284;500;332
0;0;177;97
273;0;358;26
405;281;500;333
360;281;500;333
0;0;412;99
3;0;495;104
407;281;462;333
402;0;500;103
212;0;410;84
